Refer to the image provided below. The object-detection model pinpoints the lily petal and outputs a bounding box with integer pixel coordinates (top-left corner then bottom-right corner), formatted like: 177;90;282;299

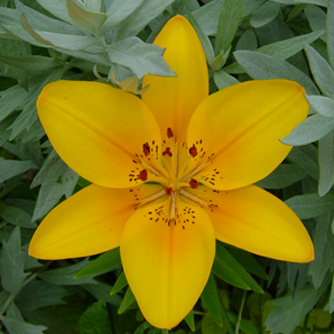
29;183;164;260
142;15;208;144
37;80;162;188
186;79;309;190
120;196;215;329
187;185;314;263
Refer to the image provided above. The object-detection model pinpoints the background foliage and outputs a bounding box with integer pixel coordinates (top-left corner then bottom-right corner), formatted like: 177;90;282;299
0;0;334;333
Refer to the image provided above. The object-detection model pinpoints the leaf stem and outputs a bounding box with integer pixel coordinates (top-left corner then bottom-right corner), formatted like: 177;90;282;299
235;290;247;334
220;298;234;334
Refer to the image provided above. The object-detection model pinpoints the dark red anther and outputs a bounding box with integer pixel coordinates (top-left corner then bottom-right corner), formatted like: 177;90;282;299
189;145;197;157
189;178;199;189
143;143;150;157
165;187;173;195
139;169;148;181
167;127;174;138
162;147;173;157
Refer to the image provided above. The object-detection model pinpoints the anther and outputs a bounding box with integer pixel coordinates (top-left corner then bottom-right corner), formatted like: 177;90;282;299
165;187;173;196
189;178;199;189
167;127;174;138
162;147;173;157
189;145;197;157
139;169;148;181
143;143;150;157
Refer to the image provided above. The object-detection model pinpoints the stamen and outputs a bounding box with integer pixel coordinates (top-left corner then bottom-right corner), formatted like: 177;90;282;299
138;190;166;206
189;145;197;157
139;169;148;181
143;143;150;157
179;189;208;207
165;187;173;195
167;127;174;138
189;178;199;189
162;147;173;157
170;191;176;219
181;161;211;182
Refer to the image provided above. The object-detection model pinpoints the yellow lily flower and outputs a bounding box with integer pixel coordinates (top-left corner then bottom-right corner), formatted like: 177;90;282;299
29;15;314;329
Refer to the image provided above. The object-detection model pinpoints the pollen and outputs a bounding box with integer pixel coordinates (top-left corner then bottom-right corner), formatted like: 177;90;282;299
189;145;197;157
143;143;151;157
167;127;174;138
165;187;173;195
139;169;148;181
189;178;198;189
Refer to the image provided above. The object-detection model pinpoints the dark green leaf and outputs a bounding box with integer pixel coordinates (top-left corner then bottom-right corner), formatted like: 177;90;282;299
118;287;135;314
1;316;47;334
110;272;128;295
184;309;195;332
0;158;37;183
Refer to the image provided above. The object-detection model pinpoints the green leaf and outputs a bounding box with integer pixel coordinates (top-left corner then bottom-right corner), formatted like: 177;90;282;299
35;0;73;24
201;274;223;327
118;287;135;314
0;202;36;229
242;0;266;17
234;50;319;95
265;277;330;334
31;150;79;221
327;0;334;68
82;282;121;306
110;272;128;295
0;55;60;72
256;164;306;189
318;131;334;196
305;45;334;97
184;309;195;332
77;301;110;334
285;193;334;219
15;280;68;311
0;227;29;294
306;95;334;118
250;1;280;28
106;36;174;79
308;213;334;288
101;0;144;33
0;158;37;183
305;4;327;42
1;316;47;334
213;70;239;89
38;259;97;285
213;242;263;293
75;248;121;278
214;0;243;56
114;0;174;40
287;145;319;180
235;29;258;51
282;114;334;146
188;11;215;66
66;0;107;35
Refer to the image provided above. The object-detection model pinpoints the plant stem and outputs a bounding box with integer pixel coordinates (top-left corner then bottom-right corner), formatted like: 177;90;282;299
220;299;234;334
235;291;247;334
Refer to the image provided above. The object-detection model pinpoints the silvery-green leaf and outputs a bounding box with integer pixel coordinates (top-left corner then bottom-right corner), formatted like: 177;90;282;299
35;0;73;24
188;11;215;65
83;0;102;12
190;0;224;36
101;0;143;33
213;70;239;89
215;0;243;56
318;131;334;196
2;316;47;334
285;193;334;219
282;114;334;146
0;227;29;294
235;29;258;51
305;45;334;98
296;0;328;5
106;37;174;79
250;1;280;28
31;150;79;221
234;50;319;95
114;0;175;41
270;0;296;3
287;145;319;180
0;55;61;72
0;202;36;229
308;213;333;289
66;0;107;35
242;0;266;16
0;158;37;183
305;5;327;42
327;0;334;68
256;164;306;189
306;95;334;118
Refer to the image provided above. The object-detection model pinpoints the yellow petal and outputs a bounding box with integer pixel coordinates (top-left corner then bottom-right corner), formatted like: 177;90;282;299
37;80;162;188
142;15;208;144
120;196;215;329
29;183;164;260
186;79;309;190
187;185;314;263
